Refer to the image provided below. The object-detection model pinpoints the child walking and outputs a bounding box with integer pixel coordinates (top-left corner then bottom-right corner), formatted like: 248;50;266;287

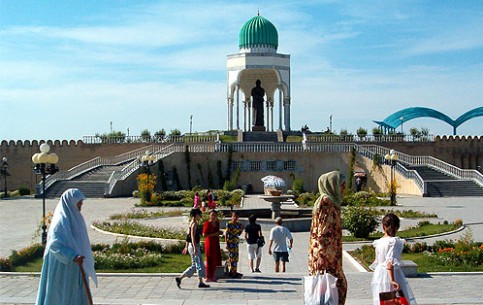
370;213;417;305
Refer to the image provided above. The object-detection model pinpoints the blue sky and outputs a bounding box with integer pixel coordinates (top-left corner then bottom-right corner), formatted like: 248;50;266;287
1;0;482;141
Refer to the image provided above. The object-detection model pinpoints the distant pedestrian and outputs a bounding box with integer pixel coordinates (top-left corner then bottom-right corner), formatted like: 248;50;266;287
202;210;222;282
244;214;263;273
35;188;97;305
225;210;244;278
206;189;216;210
308;171;347;304
193;192;201;209
268;217;293;272
355;176;363;192
176;208;210;289
370;213;417;305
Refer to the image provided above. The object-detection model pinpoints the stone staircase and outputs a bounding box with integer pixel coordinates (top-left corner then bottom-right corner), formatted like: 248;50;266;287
405;165;483;197
243;132;278;142
45;165;125;198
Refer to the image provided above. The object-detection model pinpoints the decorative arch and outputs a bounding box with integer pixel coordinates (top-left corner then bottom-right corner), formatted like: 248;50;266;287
374;106;483;135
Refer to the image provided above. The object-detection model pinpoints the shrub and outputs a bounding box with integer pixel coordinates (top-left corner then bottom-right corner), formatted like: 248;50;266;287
229;189;245;206
0;243;45;271
454;218;463;227
137;173;157;205
292;178;305;194
343;206;378;238
18;186;30;196
0;258;12;272
342;192;390;206
295;192;317;206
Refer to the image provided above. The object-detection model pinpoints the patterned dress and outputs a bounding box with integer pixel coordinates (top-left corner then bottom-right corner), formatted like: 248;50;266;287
225;220;244;273
308;197;347;305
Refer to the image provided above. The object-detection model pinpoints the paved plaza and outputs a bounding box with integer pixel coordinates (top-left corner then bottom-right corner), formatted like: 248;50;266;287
1;195;482;304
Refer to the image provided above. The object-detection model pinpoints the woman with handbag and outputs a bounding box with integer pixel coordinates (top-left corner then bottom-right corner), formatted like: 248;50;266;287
175;208;210;289
308;171;347;304
244;214;263;273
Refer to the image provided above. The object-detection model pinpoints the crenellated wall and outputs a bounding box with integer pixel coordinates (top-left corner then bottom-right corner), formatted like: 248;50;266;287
0;136;481;193
0;140;153;192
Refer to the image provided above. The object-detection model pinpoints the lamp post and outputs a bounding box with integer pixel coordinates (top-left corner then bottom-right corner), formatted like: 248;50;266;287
32;143;59;245
1;157;7;198
189;114;193;135
139;151;155;175
384;149;398;205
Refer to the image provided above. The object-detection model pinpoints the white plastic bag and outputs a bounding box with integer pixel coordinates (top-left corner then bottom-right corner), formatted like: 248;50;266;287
304;271;339;305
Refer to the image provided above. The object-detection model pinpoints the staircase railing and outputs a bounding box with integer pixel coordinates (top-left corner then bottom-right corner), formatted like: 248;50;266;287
355;145;426;193
106;143;208;195
390;150;483;187
40;144;172;195
359;145;483;188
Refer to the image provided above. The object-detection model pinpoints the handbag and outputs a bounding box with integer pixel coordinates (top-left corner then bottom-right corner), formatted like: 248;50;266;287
379;290;409;305
304;271;339;305
257;236;265;248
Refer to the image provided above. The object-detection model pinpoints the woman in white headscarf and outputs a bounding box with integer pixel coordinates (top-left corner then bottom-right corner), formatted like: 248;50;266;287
308;171;347;305
36;188;97;305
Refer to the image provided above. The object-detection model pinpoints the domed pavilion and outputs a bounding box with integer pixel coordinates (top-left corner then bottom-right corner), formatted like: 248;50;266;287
226;13;291;132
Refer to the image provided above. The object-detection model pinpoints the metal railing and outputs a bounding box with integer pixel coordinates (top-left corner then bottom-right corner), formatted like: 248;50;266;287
105;143;218;195
216;142;355;153
356;144;483;190
82;134;217;144
41;141;482;196
40;144;170;195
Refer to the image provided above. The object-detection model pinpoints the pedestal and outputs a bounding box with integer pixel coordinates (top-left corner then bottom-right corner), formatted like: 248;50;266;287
258;195;295;219
252;125;266;131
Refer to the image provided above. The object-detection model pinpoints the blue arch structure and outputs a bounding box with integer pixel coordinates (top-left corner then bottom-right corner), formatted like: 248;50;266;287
374;106;483;135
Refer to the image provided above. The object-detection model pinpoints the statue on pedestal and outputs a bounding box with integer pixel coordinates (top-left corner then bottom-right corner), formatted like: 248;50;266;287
251;79;265;128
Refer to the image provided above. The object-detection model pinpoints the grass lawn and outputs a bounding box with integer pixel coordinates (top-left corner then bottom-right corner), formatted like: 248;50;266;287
13;254;192;273
342;223;459;242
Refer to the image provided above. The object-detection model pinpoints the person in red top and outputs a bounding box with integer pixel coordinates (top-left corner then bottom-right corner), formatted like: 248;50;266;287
202;210;222;282
206;189;216;210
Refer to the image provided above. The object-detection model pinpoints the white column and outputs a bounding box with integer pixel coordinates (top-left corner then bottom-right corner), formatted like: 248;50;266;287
243;100;248;131
247;99;252;131
236;85;240;130
270;99;274;132
227;97;233;130
284;97;291;131
266;98;270;131
279;86;283;130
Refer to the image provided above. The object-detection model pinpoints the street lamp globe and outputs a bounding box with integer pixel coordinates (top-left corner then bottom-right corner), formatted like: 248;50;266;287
40;143;50;153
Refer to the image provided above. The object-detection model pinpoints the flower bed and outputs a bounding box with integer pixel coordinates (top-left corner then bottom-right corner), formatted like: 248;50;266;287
350;231;483;272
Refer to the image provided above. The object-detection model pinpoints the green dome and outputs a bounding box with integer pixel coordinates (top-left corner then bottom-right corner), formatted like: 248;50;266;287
239;15;278;50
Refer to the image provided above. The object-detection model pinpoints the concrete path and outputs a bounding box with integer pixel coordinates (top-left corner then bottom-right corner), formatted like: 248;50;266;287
1;195;482;304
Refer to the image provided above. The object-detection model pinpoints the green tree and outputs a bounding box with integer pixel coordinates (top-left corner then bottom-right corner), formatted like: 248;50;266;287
141;129;151;142
409;127;421;140
95;131;126;143
356;127;367;139
170;129;181;136
154;129;166;142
